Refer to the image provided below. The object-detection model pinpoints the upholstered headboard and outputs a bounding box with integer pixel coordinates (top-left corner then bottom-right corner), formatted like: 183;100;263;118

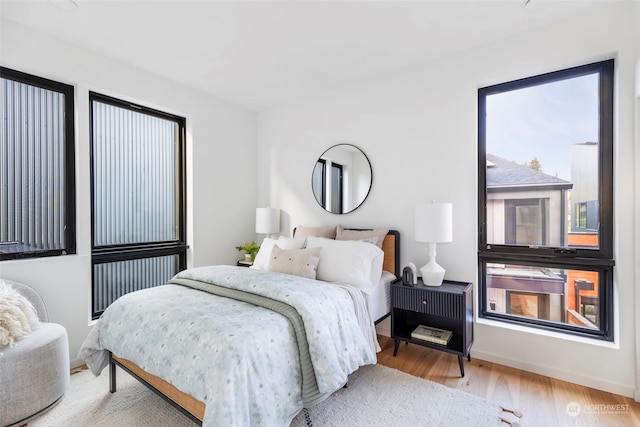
380;230;400;277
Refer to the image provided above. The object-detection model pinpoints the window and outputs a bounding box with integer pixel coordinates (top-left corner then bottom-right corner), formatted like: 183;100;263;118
1;67;76;260
478;60;614;340
90;92;186;319
575;202;588;229
504;199;547;246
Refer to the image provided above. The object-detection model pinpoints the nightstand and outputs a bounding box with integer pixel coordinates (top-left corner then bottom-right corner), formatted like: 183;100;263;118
391;278;473;377
236;260;253;267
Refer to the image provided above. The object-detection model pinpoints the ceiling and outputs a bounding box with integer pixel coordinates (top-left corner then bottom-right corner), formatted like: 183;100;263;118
0;0;620;111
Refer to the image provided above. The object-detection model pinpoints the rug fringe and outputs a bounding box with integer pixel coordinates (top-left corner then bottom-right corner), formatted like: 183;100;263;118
500;406;523;418
500;417;521;427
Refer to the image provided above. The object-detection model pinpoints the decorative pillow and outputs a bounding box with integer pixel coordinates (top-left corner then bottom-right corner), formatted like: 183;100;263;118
336;225;389;249
0;281;40;348
267;245;322;280
305;236;384;293
251;237;306;271
293;225;337;239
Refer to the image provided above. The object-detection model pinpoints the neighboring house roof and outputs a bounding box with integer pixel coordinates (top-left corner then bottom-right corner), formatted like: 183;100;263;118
487;154;572;190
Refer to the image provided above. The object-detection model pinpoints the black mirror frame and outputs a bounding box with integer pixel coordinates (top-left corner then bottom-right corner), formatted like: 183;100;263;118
311;143;372;214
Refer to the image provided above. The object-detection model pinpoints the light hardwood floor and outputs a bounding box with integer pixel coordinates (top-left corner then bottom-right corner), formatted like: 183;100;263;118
376;335;640;427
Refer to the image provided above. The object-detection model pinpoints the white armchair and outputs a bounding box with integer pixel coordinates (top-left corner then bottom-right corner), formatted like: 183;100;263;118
0;279;69;427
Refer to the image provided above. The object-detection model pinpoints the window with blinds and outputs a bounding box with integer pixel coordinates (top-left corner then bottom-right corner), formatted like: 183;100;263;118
0;67;76;260
90;92;186;318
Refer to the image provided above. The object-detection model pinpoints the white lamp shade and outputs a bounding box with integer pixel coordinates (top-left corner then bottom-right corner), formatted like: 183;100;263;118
415;202;452;243
255;208;280;234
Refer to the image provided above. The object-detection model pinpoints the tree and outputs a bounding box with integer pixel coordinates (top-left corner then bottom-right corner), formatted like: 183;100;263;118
523;157;542;171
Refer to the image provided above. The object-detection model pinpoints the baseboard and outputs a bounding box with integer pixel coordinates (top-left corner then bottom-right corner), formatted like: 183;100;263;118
472;348;636;399
375;317;390;337
70;358;85;370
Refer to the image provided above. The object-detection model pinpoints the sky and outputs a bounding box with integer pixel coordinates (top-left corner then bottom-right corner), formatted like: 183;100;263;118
485;72;599;181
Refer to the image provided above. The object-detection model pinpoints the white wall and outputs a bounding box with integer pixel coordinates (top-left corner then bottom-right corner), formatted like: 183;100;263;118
633;0;640;402
0;20;258;366
257;2;638;398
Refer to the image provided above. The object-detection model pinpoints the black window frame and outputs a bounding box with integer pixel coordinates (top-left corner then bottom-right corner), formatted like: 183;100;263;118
89;92;187;319
0;67;76;261
477;59;615;340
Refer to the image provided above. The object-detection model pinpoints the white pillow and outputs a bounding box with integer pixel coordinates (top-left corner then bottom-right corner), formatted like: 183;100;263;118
278;236;307;249
305;236;384;293
250;237;306;271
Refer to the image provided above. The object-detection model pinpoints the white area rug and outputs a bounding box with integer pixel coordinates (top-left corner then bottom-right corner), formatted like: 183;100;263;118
290;364;502;427
31;364;502;426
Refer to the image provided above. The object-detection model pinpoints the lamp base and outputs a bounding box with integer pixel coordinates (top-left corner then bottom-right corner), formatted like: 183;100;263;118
420;260;445;287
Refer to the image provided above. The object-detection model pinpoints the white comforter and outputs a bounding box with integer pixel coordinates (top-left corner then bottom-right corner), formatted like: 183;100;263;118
79;265;378;426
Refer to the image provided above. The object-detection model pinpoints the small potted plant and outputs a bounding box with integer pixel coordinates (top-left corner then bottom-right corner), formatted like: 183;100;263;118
235;241;260;261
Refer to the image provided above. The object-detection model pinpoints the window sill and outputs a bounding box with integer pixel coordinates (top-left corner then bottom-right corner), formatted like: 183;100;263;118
475;316;619;349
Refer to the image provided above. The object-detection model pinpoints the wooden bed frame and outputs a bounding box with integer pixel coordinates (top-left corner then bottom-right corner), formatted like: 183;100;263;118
108;230;400;425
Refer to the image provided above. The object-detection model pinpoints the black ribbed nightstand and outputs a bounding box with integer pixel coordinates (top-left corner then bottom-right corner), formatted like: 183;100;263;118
391;278;473;377
236;260;253;267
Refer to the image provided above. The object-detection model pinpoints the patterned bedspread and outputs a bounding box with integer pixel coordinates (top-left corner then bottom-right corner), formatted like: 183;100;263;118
79;265;378;426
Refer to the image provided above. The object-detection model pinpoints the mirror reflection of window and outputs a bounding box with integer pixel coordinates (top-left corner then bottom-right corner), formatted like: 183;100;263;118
329;163;343;214
313;159;343;213
312;160;326;208
311;144;372;214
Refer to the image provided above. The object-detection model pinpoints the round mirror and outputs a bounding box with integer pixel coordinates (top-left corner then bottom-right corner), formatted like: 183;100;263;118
311;144;372;214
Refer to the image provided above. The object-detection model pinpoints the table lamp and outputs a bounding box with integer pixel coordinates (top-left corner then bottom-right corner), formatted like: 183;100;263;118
414;202;452;286
255;207;280;240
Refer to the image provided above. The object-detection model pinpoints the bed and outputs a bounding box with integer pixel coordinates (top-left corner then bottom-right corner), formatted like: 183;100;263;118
79;228;399;426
